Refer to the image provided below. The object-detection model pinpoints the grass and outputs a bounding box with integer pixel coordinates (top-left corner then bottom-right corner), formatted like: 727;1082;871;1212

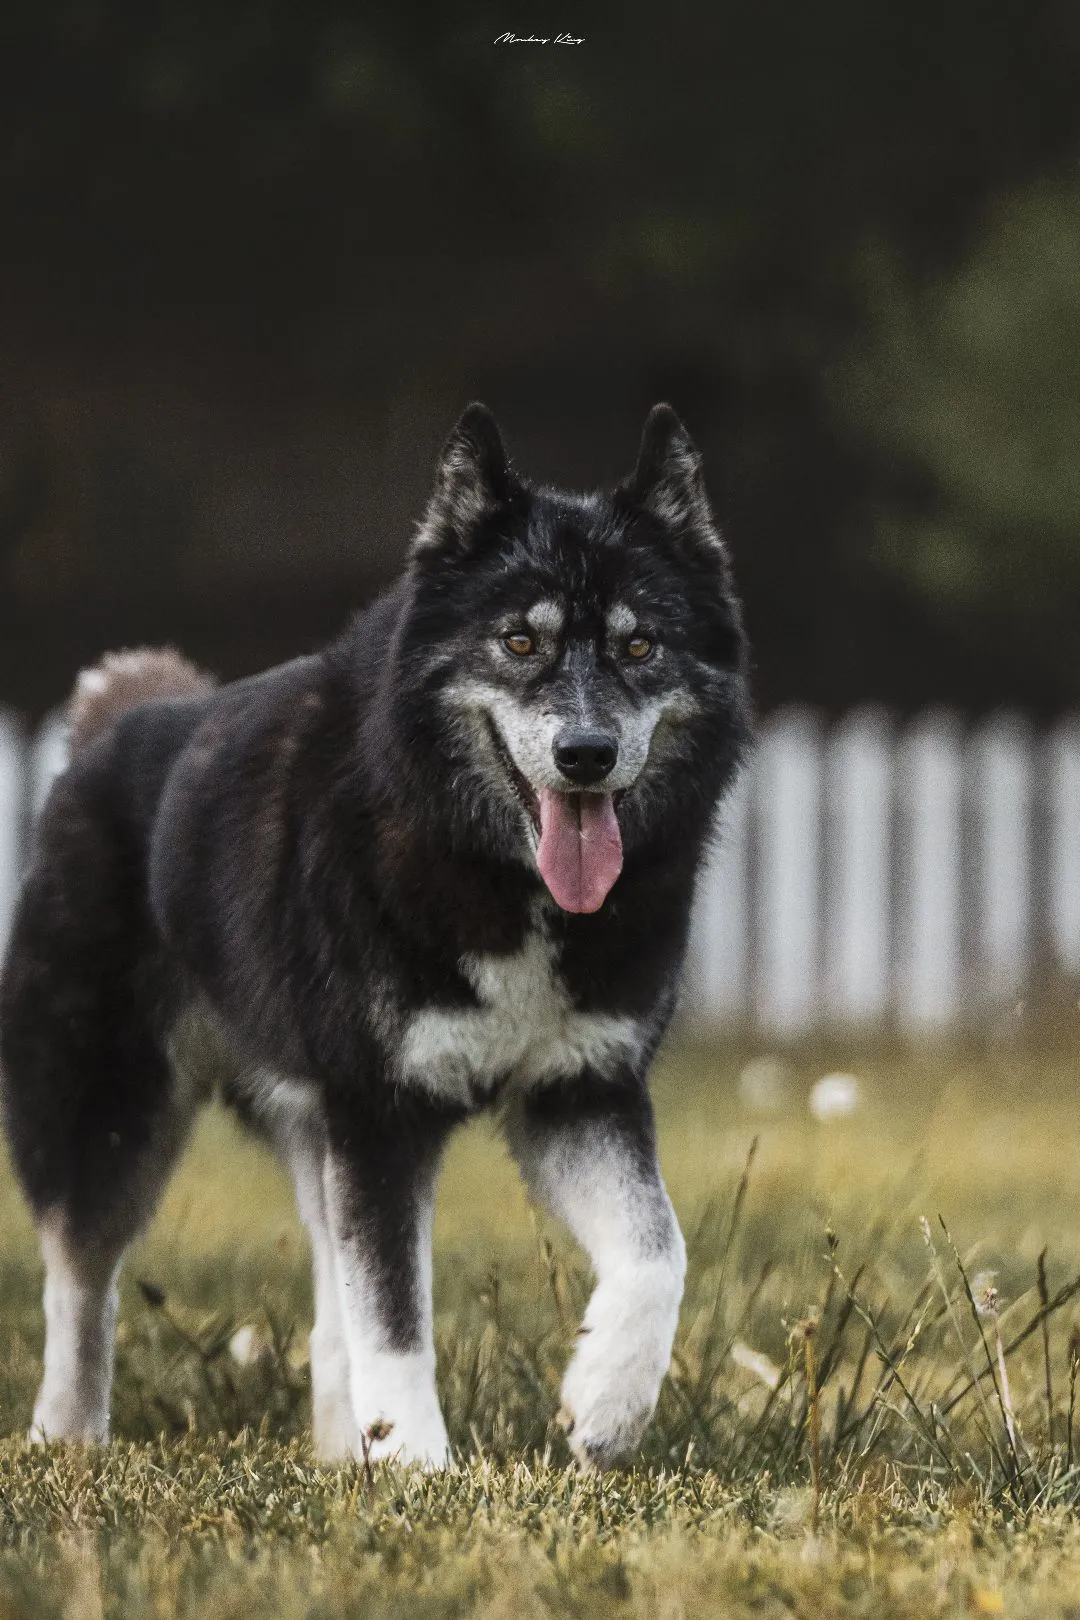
3;1034;1080;1613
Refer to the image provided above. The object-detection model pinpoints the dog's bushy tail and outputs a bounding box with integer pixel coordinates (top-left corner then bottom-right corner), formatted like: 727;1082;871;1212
69;647;216;751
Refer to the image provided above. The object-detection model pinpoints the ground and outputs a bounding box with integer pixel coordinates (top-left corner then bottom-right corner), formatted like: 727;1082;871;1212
2;1035;1080;1616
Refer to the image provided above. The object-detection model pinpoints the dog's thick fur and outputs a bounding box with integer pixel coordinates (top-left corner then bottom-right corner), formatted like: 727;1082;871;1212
0;404;750;1467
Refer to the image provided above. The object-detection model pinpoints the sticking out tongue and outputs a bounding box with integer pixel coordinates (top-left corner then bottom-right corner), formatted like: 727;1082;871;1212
536;789;623;913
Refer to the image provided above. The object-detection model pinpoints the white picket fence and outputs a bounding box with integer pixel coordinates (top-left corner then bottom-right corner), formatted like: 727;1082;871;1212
1;706;1078;1037
688;706;1080;1034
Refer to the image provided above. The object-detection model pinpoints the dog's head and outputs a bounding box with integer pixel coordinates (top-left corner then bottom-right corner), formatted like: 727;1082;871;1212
397;403;750;913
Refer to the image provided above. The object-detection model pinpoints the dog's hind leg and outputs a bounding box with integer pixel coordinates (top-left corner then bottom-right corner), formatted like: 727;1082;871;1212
23;1050;197;1446
2;907;197;1441
32;1216;124;1444
259;1093;356;1460
294;1142;357;1461
19;1059;196;1446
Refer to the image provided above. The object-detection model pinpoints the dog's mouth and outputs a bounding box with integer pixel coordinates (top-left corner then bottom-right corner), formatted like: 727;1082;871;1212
485;719;624;915
485;717;542;833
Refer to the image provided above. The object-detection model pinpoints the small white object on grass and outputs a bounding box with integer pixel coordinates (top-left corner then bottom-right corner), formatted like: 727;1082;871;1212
971;1271;1001;1319
809;1072;860;1122
731;1340;781;1390
768;1486;815;1538
229;1323;271;1368
737;1056;790;1113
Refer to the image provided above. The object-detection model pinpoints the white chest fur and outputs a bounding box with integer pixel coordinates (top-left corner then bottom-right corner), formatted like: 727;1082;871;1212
398;930;643;1105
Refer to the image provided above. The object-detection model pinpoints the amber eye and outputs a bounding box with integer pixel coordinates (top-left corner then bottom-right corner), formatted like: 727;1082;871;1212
504;632;535;657
626;635;653;660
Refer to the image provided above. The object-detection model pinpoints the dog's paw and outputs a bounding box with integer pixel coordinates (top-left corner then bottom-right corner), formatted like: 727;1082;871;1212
556;1254;684;1471
312;1399;359;1464
27;1413;108;1446
357;1409;451;1471
557;1347;665;1470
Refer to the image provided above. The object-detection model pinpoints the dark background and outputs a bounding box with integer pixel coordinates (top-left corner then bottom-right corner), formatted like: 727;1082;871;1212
3;2;1079;719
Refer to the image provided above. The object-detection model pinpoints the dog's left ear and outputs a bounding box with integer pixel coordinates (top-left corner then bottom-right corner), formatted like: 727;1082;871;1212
413;403;518;559
618;404;724;560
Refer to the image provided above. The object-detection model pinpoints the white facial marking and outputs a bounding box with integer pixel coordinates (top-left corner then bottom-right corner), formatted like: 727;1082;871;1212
399;928;644;1104
606;603;637;638
441;677;652;799
324;1160;449;1468
526;598;565;637
506;1119;686;1469
30;1215;119;1444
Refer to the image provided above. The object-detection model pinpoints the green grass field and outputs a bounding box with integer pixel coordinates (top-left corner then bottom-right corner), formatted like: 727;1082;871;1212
3;1036;1080;1616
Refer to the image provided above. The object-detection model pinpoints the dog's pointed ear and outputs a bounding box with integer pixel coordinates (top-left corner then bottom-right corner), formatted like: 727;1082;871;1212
412;404;518;559
618;404;723;559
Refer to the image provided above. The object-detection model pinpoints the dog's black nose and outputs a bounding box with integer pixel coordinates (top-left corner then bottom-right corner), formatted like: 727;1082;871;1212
553;731;618;785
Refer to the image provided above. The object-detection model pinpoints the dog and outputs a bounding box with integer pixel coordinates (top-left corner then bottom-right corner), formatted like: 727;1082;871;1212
0;403;750;1468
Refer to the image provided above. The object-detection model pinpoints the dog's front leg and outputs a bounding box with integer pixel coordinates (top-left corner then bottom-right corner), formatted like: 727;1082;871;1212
322;1090;457;1468
504;1075;686;1470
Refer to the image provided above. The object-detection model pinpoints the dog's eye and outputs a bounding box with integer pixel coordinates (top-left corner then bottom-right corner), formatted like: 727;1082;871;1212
504;632;535;657
626;636;653;660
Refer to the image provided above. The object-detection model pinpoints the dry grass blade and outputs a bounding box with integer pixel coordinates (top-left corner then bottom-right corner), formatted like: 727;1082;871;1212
939;1271;1080;1418
827;1257;961;1480
918;1220;1011;1483
937;1217;1026;1503
691;1136;760;1400
800;1316;822;1532
1038;1250;1053;1444
1069;1334;1080;1470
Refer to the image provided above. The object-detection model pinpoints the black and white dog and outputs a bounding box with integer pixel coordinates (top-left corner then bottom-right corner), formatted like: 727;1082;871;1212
0;404;750;1468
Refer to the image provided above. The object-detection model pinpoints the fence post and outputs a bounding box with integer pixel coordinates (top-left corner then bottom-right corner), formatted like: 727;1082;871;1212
0;711;24;955
755;707;822;1037
688;766;751;1024
1048;716;1080;978
970;712;1032;1008
895;710;964;1033
824;707;893;1026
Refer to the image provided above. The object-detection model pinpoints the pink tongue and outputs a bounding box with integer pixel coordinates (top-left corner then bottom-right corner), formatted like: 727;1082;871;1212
536;789;623;913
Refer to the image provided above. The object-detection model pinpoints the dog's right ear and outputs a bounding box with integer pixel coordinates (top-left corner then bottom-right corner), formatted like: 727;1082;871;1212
412;404;518;560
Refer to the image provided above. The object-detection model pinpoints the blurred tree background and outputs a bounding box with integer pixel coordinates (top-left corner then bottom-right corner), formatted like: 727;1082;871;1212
1;0;1078;716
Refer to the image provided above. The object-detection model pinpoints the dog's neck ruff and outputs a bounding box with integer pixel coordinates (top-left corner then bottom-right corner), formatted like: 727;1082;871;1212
397;922;644;1107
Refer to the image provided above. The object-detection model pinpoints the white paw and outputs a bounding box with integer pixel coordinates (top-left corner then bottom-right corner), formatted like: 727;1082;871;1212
348;1351;451;1470
359;1409;450;1470
28;1402;108;1446
312;1391;359;1463
310;1326;359;1462
558;1248;684;1470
